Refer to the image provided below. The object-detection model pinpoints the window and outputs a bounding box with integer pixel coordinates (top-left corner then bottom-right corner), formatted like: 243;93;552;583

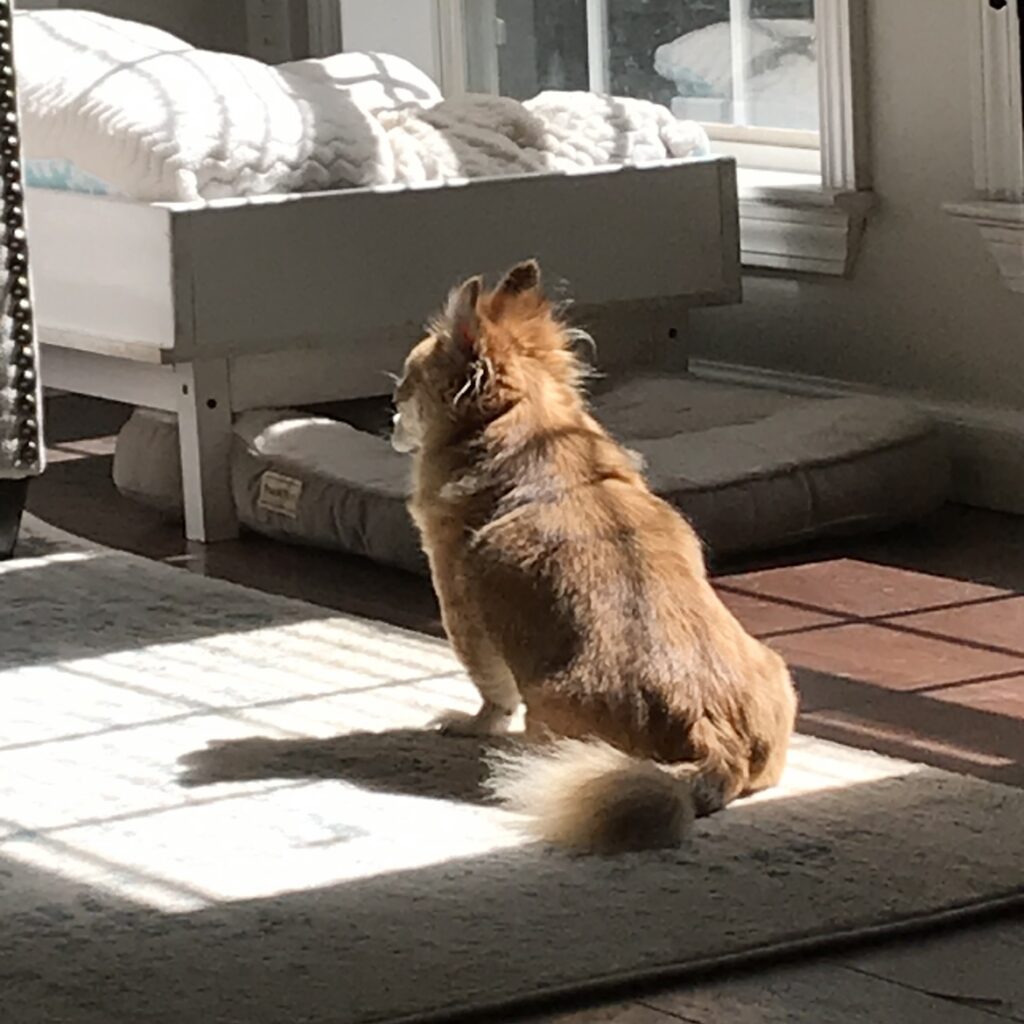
333;0;872;273
456;1;822;178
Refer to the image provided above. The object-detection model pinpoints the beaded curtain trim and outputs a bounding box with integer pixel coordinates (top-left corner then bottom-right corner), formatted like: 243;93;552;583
0;0;42;477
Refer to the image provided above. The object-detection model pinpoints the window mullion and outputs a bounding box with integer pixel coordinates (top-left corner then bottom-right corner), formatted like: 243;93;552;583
585;0;611;93
435;0;470;96
728;0;752;126
970;0;1024;199
815;0;869;191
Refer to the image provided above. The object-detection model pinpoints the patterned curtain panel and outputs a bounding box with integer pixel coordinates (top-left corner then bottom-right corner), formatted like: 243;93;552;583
0;0;43;481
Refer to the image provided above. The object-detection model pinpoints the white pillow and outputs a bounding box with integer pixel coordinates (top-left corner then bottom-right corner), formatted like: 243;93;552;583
16;9;394;201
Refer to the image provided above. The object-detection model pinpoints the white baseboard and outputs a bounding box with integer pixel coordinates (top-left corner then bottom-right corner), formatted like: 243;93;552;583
689;358;1024;515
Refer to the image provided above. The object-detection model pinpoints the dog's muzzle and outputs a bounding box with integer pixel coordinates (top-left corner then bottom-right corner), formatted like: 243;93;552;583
390;412;417;454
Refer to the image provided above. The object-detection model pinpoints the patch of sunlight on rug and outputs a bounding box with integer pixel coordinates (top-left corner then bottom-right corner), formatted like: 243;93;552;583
2;518;913;913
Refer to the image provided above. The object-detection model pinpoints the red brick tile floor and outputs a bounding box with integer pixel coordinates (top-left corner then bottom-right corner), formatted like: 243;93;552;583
27;393;1024;1023
720;557;1024;788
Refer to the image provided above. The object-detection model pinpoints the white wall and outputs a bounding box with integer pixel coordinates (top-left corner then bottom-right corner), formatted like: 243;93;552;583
689;0;1024;414
339;0;441;82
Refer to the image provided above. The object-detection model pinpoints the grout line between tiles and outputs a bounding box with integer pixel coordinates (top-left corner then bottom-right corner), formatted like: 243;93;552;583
876;594;1021;623
759;620;856;641
792;667;1024;710
912;669;1024;696
721;595;1024;666
870;620;1024;663
715;585;1019;630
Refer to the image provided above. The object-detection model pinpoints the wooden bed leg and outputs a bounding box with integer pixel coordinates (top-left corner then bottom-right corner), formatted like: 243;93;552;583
175;359;238;543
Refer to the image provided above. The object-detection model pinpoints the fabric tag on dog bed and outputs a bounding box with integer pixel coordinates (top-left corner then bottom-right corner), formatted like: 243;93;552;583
257;471;304;519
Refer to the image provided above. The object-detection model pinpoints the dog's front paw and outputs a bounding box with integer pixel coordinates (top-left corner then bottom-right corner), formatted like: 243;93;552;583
434;710;486;737
432;704;515;738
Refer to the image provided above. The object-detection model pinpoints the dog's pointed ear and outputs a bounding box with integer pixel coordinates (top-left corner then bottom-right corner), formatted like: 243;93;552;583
443;275;483;355
494;259;542;309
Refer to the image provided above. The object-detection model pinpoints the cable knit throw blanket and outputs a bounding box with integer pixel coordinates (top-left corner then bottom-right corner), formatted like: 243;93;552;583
16;10;710;204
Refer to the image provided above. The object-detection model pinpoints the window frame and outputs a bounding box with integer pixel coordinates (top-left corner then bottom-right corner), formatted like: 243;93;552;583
593;0;826;176
945;1;1024;294
967;0;1024;201
440;0;868;191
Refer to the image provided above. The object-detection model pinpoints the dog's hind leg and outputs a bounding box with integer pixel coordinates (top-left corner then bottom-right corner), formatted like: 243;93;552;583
662;719;752;817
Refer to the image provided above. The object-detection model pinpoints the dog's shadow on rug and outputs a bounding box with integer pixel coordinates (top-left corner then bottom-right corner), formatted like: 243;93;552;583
177;728;518;805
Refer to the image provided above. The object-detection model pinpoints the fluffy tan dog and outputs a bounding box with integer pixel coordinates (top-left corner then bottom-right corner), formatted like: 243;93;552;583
392;260;797;854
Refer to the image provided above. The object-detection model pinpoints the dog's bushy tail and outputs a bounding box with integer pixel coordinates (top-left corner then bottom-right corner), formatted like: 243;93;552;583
488;739;721;855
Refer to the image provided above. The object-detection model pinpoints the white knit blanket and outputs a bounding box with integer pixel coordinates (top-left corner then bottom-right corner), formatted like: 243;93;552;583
16;10;710;203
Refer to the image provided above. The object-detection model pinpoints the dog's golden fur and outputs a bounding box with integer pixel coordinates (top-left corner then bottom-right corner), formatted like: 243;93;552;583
392;260;797;854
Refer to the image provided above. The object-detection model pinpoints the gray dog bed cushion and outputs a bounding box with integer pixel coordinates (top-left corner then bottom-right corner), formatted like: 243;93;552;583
231;410;427;574
114;377;951;573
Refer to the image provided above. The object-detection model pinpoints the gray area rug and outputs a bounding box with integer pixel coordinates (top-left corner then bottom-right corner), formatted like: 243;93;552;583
2;517;1022;1024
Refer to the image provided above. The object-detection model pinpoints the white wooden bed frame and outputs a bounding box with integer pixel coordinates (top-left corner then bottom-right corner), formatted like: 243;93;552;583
28;156;741;543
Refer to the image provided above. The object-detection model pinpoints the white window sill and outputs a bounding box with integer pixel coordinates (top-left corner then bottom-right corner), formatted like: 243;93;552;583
736;168;875;277
945;200;1024;294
